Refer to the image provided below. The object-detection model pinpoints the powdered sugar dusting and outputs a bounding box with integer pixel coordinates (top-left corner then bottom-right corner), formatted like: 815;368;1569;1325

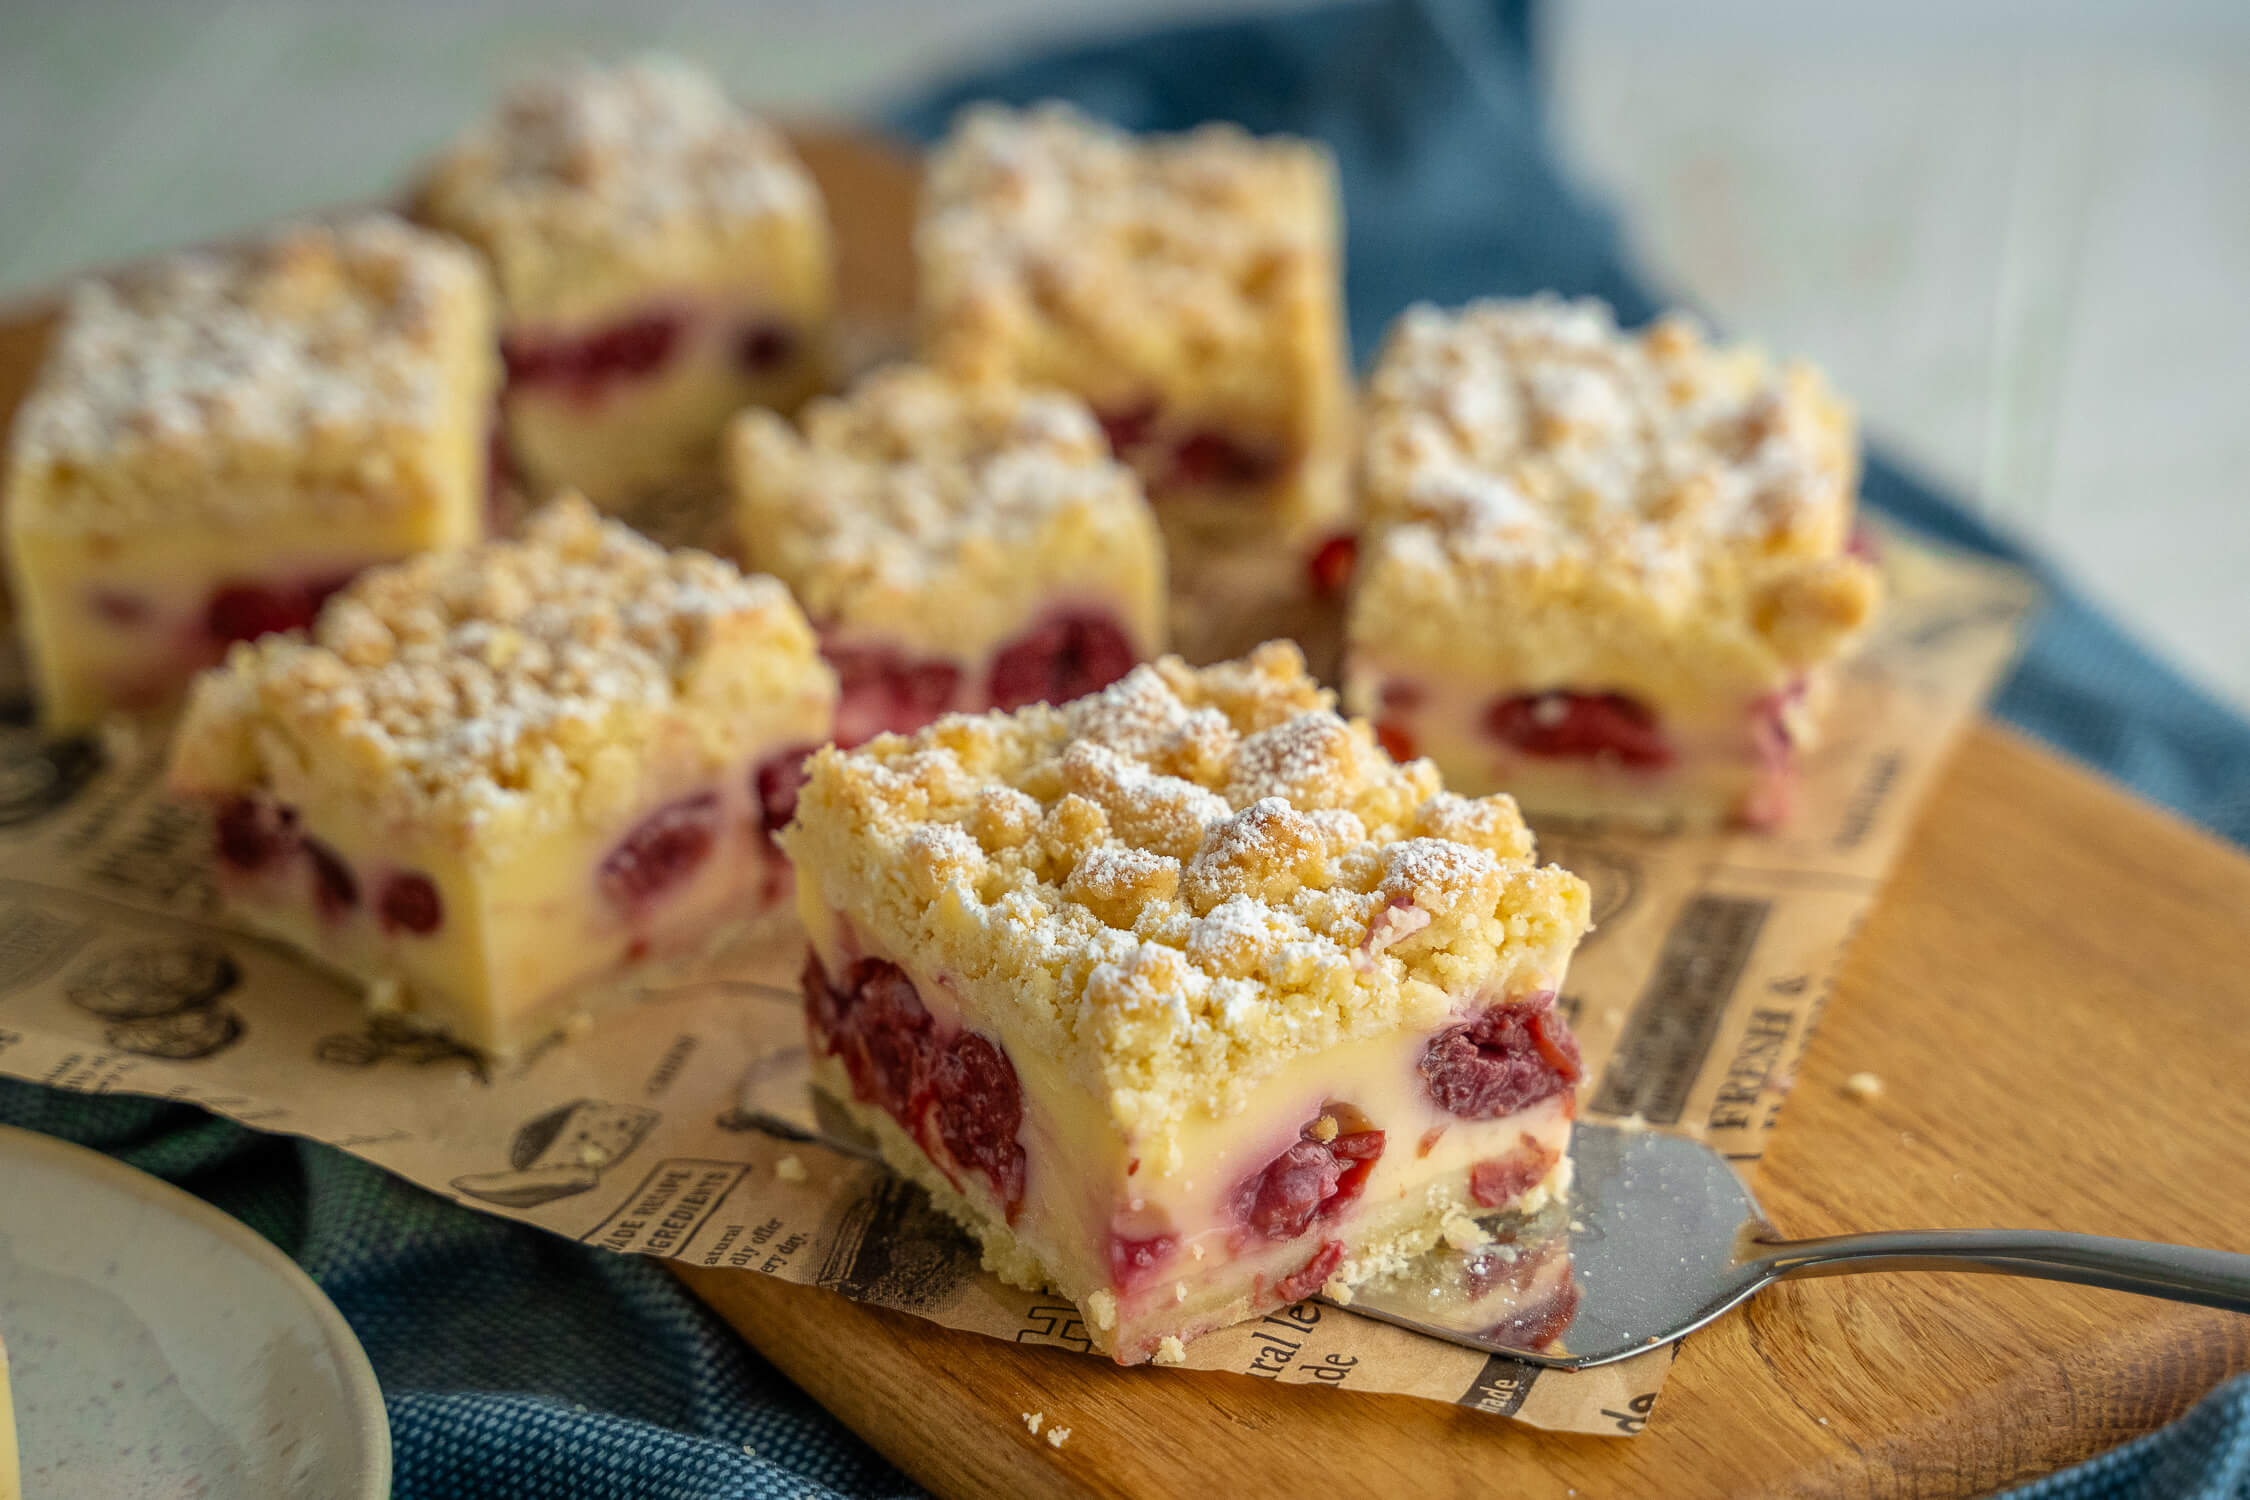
12;215;480;493
1362;294;1860;588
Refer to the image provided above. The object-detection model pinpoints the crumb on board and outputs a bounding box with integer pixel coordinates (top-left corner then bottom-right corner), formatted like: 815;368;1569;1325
1022;1411;1042;1435
1153;1335;1188;1365
1046;1426;1071;1449
775;1154;808;1182
1843;1071;1884;1101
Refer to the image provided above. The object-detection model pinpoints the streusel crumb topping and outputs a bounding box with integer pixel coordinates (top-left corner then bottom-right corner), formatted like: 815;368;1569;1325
9;215;486;523
415;56;816;311
170;496;831;849
729;363;1153;611
1358;296;1880;662
919;102;1337;371
1365;296;1862;571
784;642;1589;1139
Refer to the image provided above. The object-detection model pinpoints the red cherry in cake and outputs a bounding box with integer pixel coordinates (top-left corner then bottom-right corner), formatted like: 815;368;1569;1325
1307;533;1358;597
204;573;354;645
304;837;359;918
89;589;153;628
1485;691;1673;769
1468;1137;1560;1208
752;746;817;847
214;797;295;873
827;644;963;745
504;310;685;393
986;612;1137;712
1373;721;1419;763
378;872;444;936
1095;400;1159;459
1271;1239;1345;1305
1108;1232;1178;1292
733;320;797;375
1168;430;1280;489
846;960;937;1121
598;792;721;912
931;1030;1028;1215
1419;994;1581;1120
1230;1116;1385;1241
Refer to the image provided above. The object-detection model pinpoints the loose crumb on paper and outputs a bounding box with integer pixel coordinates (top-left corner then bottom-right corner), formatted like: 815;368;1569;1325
775;1154;808;1182
1022;1411;1043;1435
1843;1071;1884;1101
1046;1426;1071;1449
1153;1336;1187;1366
1084;1288;1118;1331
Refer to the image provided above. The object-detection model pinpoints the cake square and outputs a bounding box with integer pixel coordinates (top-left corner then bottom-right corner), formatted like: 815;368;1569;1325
414;56;833;507
782;641;1590;1363
1343;297;1883;829
916;103;1354;661
167;496;837;1057
727;363;1166;746
4;215;495;731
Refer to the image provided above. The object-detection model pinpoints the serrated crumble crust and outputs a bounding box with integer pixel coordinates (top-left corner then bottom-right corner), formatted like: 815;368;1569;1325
728;362;1164;743
784;641;1590;1361
1344;296;1883;828
169;497;835;1056
4;213;495;729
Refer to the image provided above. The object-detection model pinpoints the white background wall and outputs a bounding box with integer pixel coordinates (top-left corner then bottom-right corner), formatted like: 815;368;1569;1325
2;0;2243;710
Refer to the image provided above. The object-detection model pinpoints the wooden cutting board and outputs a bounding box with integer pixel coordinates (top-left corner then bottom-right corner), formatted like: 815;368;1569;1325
4;131;2245;1500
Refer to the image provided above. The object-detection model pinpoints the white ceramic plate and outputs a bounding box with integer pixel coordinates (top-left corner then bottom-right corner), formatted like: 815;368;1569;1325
0;1124;390;1499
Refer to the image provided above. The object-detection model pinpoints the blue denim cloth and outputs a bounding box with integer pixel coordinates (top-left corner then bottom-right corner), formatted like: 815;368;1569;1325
8;3;2247;1497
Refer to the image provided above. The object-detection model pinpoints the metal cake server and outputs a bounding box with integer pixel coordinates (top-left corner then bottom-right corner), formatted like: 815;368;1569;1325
1344;1121;2250;1368
733;1054;2250;1368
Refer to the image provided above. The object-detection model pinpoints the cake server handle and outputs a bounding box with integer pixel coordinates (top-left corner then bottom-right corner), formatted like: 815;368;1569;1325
1746;1228;2250;1313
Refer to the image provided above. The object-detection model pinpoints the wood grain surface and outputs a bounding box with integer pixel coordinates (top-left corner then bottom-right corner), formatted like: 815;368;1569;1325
5;129;2244;1500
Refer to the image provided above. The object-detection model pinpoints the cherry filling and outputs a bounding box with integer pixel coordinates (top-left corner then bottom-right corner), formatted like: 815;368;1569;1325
1485;690;1673;769
1307;533;1358;598
305;838;359;919
1108;1233;1179;1293
802;955;1028;1216
752;746;817;849
826;642;962;746
931;1032;1028;1212
1419;993;1582;1120
733;320;798;375
503;310;685;398
204;573;355;645
597;792;721;913
1372;679;1425;763
214;797;296;873
379;873;444;936
1093;400;1284;494
1230;1113;1385;1241
1468;1136;1562;1209
986;611;1137;712
1271;1239;1345;1305
1462;1242;1581;1349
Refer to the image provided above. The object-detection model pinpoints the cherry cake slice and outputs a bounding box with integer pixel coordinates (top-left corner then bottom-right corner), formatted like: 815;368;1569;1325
4;216;495;731
728;364;1165;746
780;642;1591;1364
413;57;832;507
168;498;838;1059
1342;296;1882;830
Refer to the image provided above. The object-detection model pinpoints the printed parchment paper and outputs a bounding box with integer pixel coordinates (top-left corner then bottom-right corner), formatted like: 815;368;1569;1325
0;529;2032;1436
